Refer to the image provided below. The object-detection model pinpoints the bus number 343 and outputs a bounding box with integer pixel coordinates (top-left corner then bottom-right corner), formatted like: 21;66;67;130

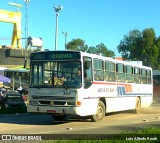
63;92;71;95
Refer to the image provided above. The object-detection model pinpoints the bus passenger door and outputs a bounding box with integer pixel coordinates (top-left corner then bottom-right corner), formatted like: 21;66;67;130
83;57;92;89
31;64;44;86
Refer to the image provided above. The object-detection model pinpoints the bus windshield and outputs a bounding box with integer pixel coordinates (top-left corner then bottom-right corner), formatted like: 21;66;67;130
30;61;82;88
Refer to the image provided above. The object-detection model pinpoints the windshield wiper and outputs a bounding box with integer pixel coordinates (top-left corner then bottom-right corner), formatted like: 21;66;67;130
62;82;68;90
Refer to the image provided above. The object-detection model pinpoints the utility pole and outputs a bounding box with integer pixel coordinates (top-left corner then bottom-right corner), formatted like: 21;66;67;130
54;6;63;51
62;31;68;50
24;0;30;49
24;0;30;68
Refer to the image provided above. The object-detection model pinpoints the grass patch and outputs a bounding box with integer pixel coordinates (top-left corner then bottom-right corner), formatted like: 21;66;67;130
122;126;160;134
38;127;160;143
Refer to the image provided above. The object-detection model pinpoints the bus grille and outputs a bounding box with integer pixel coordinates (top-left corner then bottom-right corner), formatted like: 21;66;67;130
32;96;75;106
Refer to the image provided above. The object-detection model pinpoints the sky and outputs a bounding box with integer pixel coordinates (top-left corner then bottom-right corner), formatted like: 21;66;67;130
1;0;160;56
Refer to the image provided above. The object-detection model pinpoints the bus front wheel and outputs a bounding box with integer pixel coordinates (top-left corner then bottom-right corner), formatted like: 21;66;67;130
90;101;105;122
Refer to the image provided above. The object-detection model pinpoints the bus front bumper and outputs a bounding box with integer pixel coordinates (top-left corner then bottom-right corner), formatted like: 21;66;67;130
27;104;90;116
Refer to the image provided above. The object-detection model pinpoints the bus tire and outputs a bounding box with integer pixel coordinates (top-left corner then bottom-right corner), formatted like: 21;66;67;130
90;100;105;122
134;97;141;113
1;102;7;109
52;114;66;121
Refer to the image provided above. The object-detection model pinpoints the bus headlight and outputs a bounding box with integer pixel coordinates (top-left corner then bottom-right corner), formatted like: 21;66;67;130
67;102;76;106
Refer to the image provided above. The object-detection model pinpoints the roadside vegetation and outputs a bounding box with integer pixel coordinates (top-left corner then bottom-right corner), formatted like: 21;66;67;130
40;127;160;143
66;28;160;70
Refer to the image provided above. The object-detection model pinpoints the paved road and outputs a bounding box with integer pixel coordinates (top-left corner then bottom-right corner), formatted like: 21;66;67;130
0;104;159;141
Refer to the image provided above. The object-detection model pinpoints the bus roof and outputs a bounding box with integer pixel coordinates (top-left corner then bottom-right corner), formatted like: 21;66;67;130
79;51;151;69
31;50;152;70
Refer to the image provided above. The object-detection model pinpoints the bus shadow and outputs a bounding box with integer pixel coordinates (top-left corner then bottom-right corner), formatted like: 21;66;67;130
106;110;136;116
0;113;92;125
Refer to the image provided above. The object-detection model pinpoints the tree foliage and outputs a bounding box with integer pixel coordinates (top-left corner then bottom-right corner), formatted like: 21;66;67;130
95;43;115;57
66;27;160;70
117;29;142;60
66;38;88;52
67;39;115;58
118;28;160;69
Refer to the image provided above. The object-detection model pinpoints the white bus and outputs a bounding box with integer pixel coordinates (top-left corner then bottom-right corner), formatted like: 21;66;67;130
27;51;153;122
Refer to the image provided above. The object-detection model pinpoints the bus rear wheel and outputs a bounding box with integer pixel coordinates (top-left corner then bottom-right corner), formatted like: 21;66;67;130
90;101;105;122
134;97;141;113
52;114;66;121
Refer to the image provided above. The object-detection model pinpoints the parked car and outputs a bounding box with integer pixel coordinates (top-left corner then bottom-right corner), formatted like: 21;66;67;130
16;87;28;105
0;94;4;108
0;87;5;108
0;91;27;111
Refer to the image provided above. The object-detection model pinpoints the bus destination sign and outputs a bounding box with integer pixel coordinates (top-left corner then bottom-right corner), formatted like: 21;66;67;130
31;51;80;60
48;52;80;60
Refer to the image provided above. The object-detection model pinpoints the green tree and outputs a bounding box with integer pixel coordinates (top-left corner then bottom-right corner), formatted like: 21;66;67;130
95;43;115;57
117;29;142;60
87;46;97;54
141;28;158;68
67;39;115;58
66;38;88;52
154;36;160;69
117;28;160;69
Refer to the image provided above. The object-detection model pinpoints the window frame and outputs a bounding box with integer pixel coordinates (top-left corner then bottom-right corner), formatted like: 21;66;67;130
104;60;115;82
116;63;125;82
93;58;104;81
126;65;133;83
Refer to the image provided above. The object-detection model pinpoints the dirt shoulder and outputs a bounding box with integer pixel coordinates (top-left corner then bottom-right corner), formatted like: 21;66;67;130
140;98;160;114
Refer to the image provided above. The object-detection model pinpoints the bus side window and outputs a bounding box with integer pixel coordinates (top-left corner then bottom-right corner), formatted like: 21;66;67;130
93;58;104;81
83;56;92;88
134;67;141;84
141;68;147;84
147;70;152;84
105;61;115;82
126;65;133;83
116;63;125;82
105;61;109;81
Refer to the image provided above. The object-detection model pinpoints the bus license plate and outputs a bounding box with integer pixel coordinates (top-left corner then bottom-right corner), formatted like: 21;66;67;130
47;110;56;113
